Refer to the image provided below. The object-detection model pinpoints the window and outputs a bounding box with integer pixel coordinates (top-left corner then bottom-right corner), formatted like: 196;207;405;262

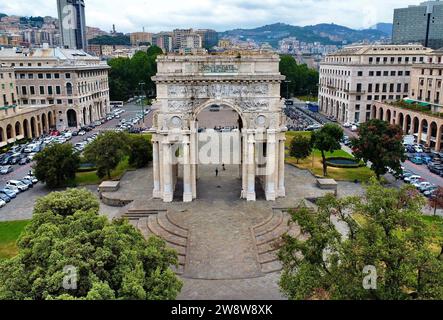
383;71;389;76
405;71;410;76
20;74;25;79
390;83;394;92
375;84;380;92
68;99;73;104
398;71;403;76
382;84;387;92
367;95;372;100
368;84;373;93
21;86;27;95
57;99;62;104
391;71;396;76
369;71;374;76
404;83;408;93
38;73;43;79
46;73;52;79
48;86;53;95
66;83;73;95
65;73;71;79
30;86;35;95
28;73;33;79
41;99;46;104
56;86;61;94
39;86;45;95
54;73;60;79
397;83;402;92
357;71;363;76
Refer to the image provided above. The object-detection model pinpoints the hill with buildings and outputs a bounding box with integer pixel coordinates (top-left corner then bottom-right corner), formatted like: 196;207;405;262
219;22;389;47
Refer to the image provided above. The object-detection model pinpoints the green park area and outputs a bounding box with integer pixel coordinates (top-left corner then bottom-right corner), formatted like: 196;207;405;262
285;131;375;182
75;156;133;185
0;220;29;260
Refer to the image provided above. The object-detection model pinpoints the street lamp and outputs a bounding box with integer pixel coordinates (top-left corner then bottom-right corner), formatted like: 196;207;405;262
283;80;291;100
139;81;145;125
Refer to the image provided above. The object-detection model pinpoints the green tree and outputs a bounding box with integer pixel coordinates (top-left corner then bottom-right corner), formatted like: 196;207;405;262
311;124;343;176
290;134;312;163
429;187;443;216
128;135;152;168
84;131;129;179
0;189;182;300
279;55;319;98
351;119;406;180
279;179;443;300
33;143;79;188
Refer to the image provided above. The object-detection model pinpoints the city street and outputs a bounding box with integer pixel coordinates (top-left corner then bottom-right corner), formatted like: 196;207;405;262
0;102;153;221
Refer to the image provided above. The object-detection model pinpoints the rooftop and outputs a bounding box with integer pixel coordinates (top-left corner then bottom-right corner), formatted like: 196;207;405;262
327;44;432;56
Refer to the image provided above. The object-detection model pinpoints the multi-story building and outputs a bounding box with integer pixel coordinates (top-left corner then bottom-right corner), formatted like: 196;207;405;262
195;29;218;49
393;1;443;50
57;0;87;50
172;29;202;51
130;32;153;46
152;32;173;53
0;46;110;132
318;44;432;124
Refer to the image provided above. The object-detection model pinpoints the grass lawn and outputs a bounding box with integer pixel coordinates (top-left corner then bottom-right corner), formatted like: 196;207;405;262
0;220;29;260
75;157;133;186
285;132;374;182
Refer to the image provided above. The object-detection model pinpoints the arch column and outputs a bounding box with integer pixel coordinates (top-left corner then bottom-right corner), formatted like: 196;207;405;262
246;132;256;201
277;135;286;197
418;120;424;144
162;141;173;203
152;138;161;198
265;131;276;201
182;135;193;202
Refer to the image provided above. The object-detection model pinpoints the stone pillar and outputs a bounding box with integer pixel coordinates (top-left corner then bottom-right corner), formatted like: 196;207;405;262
183;135;192;202
246;132;256;201
162;141;173;203
265;131;276;201
190;121;197;199
402;116;408;134
152;138;161;198
426;124;432;147
436;125;442;152
241;131;248;199
277;136;286;197
418;120;424;144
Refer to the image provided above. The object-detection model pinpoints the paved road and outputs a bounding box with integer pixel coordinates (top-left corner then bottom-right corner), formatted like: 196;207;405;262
0;102;153;219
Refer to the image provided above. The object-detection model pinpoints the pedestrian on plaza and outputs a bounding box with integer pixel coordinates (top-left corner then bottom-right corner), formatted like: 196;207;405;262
222;163;226;171
215;168;219;177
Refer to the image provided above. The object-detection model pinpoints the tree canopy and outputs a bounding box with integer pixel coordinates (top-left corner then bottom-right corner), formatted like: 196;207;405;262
33;143;79;188
279;179;443;300
279;55;319;98
84;131;130;179
290;134;312;163
128;135;153;168
89;35;131;46
0;189;183;300
311;124;343;176
351;119;406;180
108;47;163;101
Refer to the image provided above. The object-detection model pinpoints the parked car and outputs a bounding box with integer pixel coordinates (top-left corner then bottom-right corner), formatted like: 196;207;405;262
0;192;11;203
416;182;434;192
404;174;421;183
0;165;13;175
410;156;423;165
1;189;16;198
18;157;29;165
78;130;86;136
20;179;33;188
3;185;19;195
424;186;438;198
23;175;38;184
0;199;6;208
6;180;28;192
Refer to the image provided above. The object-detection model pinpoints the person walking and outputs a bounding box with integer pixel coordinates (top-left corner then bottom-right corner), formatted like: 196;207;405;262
215;167;219;177
222;163;226;171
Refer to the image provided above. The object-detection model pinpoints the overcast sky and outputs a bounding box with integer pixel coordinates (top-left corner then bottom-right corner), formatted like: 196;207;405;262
0;0;424;32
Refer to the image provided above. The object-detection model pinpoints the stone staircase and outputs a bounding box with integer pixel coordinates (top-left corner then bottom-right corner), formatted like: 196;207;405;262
252;209;302;274
125;210;189;275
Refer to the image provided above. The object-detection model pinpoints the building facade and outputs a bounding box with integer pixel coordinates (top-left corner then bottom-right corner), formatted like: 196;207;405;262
0;47;110;133
152;32;173;53
57;0;87;50
130;32;153;46
172;29;202;51
195;29;218;49
318;44;432;124
393;1;443;50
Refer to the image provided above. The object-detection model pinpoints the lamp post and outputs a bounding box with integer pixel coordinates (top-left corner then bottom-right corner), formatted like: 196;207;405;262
284;80;291;100
139;81;145;126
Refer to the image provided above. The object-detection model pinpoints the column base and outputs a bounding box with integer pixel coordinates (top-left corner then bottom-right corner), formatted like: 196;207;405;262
163;192;173;203
183;192;193;203
265;191;276;201
246;192;256;201
153;189;162;199
277;188;286;198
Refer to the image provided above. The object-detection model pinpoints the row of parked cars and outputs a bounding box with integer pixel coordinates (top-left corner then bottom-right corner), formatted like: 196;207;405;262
0;174;38;207
115;110;150;132
401;163;441;198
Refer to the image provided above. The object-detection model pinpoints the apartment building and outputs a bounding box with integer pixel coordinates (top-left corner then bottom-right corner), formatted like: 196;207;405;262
130;32;153;46
318;44;432;124
409;48;443;112
0;46;110;132
172;29;202;51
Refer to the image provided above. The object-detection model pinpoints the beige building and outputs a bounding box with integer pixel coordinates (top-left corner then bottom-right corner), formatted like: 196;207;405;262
150;53;286;202
0;47;111;133
409;48;443;113
130;32;154;46
318;44;433;124
172;29;202;51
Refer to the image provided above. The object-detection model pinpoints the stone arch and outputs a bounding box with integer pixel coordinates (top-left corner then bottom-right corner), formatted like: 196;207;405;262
89;105;93;123
192;99;247;126
372;105;377;119
386;109;392;123
67;109;78;127
0;127;4;143
15;121;21;137
6;124;13;140
30;117;37;138
398;112;404;131
41;113;47;133
48;111;54;128
429;121;438;148
82;107;87;125
412;117;420;134
23;119;30;138
405;114;412;134
378;107;384;120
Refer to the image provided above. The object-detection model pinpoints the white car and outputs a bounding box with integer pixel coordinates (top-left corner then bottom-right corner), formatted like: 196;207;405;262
4;185;20;194
78;130;86;136
343;122;352;128
23;175;38;184
0;199;6;208
404;175;421;183
7;180;28;192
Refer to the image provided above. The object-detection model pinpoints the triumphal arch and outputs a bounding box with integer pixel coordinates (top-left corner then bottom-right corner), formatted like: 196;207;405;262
150;52;287;202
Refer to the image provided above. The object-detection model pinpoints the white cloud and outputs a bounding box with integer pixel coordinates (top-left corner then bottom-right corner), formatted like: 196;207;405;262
0;0;424;32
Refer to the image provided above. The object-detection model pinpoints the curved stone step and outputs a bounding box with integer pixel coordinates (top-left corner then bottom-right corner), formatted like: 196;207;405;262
167;242;187;256
137;218;151;239
261;260;282;274
256;215;291;246
258;250;279;264
157;212;188;238
256;241;280;255
147;215;187;247
254;210;284;237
